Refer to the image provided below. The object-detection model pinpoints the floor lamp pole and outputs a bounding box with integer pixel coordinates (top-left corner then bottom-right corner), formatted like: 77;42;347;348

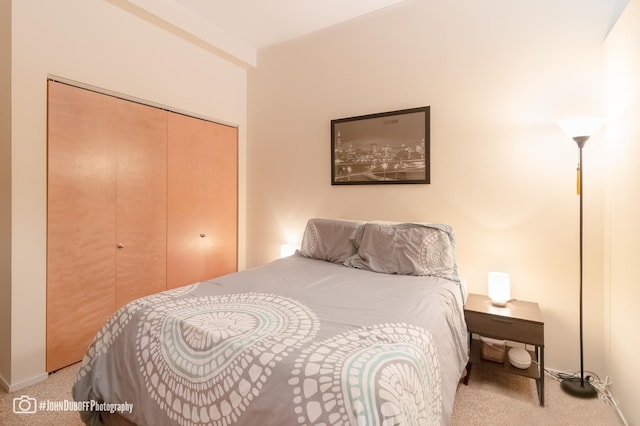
561;136;597;398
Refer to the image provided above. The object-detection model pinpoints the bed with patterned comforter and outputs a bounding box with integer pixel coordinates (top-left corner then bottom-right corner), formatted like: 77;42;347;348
73;220;469;425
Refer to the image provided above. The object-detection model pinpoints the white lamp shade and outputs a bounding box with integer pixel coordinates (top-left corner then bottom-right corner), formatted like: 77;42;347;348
488;272;510;305
557;116;606;138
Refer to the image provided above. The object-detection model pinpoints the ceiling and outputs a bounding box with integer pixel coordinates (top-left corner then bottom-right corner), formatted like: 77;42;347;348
123;0;628;68
170;0;409;49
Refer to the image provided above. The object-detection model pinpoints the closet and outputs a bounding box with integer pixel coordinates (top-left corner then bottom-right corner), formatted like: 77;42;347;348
46;81;237;372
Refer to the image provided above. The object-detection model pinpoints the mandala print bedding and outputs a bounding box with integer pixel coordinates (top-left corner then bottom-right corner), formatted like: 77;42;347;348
289;323;442;425
73;255;468;426
137;293;317;425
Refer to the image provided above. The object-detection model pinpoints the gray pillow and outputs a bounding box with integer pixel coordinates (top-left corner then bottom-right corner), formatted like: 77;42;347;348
344;222;458;280
299;218;363;263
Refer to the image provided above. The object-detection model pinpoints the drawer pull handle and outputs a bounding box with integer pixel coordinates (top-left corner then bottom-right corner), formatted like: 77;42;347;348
491;318;513;324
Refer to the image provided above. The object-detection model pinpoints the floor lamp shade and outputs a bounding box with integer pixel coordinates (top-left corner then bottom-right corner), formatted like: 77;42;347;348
557;116;604;399
558;117;606;139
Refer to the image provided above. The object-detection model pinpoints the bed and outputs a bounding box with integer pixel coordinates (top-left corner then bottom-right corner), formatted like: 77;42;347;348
72;219;469;425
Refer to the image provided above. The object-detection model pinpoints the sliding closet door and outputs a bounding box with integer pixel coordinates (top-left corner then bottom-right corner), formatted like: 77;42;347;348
47;81;117;372
114;101;167;309
167;112;238;288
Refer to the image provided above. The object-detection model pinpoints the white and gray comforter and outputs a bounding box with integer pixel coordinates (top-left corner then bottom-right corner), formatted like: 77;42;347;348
73;254;468;425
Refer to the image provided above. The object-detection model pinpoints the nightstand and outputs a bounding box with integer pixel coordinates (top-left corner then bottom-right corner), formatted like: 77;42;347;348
463;293;545;406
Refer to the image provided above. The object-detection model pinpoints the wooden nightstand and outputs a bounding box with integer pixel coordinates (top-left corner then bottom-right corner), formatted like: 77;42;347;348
463;293;545;406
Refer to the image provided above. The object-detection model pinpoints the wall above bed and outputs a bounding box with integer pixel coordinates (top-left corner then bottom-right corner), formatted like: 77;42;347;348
247;0;614;376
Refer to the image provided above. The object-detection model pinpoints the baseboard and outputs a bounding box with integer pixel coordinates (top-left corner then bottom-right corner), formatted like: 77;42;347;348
0;371;48;393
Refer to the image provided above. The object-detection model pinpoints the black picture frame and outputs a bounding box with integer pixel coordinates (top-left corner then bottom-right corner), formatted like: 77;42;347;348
331;106;430;185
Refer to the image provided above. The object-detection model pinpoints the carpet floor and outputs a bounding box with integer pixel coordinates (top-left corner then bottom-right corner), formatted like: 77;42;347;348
451;366;622;426
0;362;623;425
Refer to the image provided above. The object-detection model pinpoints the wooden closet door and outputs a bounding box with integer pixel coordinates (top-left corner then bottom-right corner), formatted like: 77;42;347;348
209;123;238;276
167;113;238;288
114;101;167;309
47;81;117;372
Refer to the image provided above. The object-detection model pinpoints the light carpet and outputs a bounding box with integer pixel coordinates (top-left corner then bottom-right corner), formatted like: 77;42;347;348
451;366;622;426
0;362;623;425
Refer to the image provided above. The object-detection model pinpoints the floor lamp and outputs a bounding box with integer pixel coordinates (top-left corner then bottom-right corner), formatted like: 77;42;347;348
557;116;605;398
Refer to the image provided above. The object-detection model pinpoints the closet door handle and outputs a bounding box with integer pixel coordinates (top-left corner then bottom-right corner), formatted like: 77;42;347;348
117;243;124;249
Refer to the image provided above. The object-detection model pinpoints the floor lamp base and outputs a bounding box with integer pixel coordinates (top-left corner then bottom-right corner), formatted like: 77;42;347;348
561;377;598;398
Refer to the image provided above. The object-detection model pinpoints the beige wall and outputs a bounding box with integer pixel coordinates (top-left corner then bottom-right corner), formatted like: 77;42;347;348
247;0;609;373
0;0;12;387
604;2;640;424
2;0;247;388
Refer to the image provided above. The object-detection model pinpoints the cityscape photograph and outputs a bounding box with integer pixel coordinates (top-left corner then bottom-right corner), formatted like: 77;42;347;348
331;108;429;184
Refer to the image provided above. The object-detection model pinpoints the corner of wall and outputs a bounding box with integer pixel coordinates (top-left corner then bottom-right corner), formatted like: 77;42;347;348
603;1;640;424
0;0;13;388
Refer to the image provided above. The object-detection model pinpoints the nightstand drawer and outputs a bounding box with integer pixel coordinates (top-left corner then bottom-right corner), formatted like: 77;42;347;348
465;311;544;345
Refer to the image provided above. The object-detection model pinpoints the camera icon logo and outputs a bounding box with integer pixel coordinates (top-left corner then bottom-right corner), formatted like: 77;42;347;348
13;395;37;414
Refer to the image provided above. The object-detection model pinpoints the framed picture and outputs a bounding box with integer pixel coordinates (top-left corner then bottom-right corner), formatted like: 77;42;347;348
331;106;430;185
